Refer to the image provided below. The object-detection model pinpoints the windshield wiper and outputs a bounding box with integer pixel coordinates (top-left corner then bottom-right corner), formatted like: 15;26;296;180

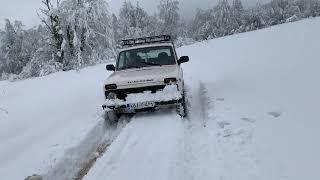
141;62;162;66
119;65;141;70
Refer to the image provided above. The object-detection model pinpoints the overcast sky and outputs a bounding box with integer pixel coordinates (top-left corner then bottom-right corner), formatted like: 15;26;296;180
0;0;271;28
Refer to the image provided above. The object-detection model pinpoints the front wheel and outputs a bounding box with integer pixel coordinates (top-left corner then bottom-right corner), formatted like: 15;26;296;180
177;93;187;118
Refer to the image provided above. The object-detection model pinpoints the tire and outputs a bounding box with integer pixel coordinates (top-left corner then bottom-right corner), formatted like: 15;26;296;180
177;93;187;118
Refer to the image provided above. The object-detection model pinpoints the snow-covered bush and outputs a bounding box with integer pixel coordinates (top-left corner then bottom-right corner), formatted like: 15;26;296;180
19;47;63;79
286;15;299;23
175;37;196;47
188;0;320;40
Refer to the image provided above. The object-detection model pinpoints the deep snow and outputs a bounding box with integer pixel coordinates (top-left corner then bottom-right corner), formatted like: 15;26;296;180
1;17;320;180
0;66;112;179
179;17;320;180
86;18;320;180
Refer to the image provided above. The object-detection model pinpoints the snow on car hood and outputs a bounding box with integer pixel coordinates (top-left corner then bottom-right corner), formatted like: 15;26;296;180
105;65;178;88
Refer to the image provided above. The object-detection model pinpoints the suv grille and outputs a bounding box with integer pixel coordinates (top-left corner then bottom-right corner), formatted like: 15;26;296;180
105;85;166;100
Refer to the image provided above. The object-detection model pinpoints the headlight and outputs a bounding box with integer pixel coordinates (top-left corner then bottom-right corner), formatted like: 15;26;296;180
107;92;117;100
105;84;117;90
164;78;177;84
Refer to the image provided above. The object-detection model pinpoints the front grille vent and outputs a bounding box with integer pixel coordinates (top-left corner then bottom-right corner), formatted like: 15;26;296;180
105;85;166;100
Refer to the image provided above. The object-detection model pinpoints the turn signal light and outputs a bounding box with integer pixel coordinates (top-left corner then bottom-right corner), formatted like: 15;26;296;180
105;84;117;90
164;78;177;84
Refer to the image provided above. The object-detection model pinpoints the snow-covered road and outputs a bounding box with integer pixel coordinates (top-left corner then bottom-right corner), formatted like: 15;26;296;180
85;18;320;180
84;68;261;180
1;17;320;180
84;111;184;180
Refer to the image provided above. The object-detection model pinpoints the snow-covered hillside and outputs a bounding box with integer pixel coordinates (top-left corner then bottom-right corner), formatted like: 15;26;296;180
1;17;320;180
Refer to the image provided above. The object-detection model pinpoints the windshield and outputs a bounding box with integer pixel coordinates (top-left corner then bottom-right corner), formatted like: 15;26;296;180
116;46;176;70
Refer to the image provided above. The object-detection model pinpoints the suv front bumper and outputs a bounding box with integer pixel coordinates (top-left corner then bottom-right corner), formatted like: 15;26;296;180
102;98;182;113
102;84;182;114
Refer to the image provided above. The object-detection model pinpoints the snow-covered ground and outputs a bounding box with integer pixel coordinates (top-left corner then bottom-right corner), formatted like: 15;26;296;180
85;18;320;180
1;17;320;180
179;17;320;180
0;66;113;179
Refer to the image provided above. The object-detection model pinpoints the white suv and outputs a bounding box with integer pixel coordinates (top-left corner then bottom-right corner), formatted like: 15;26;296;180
102;35;189;121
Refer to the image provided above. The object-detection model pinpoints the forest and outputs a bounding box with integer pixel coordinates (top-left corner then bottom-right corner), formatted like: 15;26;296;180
0;0;319;80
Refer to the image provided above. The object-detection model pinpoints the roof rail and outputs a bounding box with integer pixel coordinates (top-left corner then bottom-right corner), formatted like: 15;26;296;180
121;35;172;47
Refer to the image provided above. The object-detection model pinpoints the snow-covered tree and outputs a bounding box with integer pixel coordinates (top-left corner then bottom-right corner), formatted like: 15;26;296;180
0;30;5;75
19;25;58;79
39;0;115;70
0;20;27;75
158;0;180;38
232;0;244;32
302;0;320;17
59;0;115;69
111;14;121;42
212;0;239;36
0;19;45;78
189;9;214;40
1;0;320;80
117;1;156;39
242;6;266;31
232;0;244;12
39;0;64;64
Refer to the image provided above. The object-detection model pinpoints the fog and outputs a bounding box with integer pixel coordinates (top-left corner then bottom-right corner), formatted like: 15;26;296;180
0;0;271;28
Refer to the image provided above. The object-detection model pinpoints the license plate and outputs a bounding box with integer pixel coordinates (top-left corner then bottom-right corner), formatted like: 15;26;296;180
129;101;155;109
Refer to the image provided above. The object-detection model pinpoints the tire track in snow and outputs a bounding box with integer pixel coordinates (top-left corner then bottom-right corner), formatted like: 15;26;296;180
74;140;111;180
183;80;261;180
182;81;220;180
83;110;185;180
40;114;129;180
40;80;261;180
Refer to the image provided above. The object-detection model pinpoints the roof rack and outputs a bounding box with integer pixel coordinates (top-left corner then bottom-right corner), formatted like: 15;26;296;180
121;35;172;48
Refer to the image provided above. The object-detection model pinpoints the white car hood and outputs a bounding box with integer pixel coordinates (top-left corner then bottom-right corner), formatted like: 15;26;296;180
105;65;178;89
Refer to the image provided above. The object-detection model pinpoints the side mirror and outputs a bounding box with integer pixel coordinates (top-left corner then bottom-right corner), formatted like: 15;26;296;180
178;56;189;64
106;64;115;71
